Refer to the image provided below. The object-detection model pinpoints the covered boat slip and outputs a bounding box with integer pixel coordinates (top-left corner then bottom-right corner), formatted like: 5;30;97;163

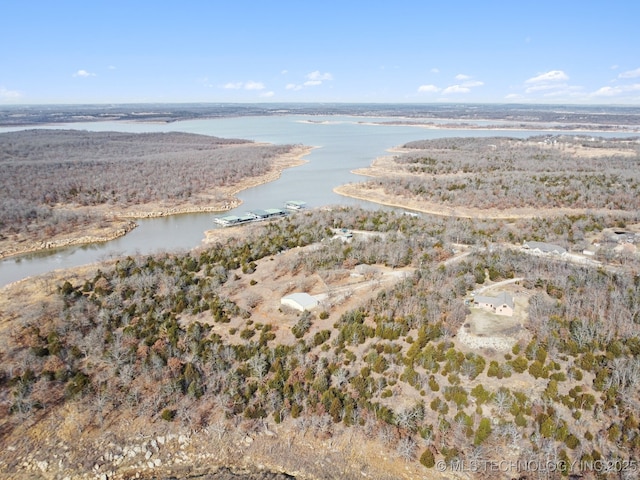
214;207;289;227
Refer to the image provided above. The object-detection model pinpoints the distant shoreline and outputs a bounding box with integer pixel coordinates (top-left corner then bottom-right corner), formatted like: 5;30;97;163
297;118;640;134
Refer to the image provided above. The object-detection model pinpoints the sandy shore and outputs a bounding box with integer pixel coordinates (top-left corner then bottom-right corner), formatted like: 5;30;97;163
333;182;535;219
0;146;312;260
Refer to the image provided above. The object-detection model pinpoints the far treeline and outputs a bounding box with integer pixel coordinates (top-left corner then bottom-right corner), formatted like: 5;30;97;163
0;129;297;241
2;103;640;127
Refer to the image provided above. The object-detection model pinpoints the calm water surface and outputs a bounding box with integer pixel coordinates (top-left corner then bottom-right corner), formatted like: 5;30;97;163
0;116;630;287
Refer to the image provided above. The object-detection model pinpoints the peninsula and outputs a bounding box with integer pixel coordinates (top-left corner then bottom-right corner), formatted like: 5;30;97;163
0;129;310;259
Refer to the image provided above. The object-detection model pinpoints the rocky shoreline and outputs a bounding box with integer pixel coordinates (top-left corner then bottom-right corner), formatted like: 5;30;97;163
0;220;138;261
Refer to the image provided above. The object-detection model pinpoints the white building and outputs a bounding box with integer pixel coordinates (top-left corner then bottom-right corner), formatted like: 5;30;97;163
281;292;318;312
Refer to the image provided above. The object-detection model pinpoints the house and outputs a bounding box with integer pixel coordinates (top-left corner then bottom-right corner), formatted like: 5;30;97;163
333;228;353;242
474;291;514;317
281;292;318;312
523;241;566;256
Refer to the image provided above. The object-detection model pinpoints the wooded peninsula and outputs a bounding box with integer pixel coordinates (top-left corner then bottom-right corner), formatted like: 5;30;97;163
0;129;309;258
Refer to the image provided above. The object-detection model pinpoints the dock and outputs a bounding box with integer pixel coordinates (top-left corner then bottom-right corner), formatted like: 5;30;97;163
214;204;294;227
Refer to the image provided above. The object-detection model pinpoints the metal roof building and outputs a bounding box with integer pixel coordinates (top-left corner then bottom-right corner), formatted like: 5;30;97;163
281;292;319;311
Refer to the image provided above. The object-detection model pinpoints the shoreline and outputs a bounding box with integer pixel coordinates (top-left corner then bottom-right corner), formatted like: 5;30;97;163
296;117;640;134
0;219;138;261
334;144;639;220
0;145;313;260
333;183;635;220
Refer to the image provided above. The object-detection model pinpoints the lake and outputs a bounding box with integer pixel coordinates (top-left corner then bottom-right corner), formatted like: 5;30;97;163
0;115;632;287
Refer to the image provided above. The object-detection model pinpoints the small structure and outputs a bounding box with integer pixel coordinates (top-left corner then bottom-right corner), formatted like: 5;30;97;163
285;200;307;210
214;213;256;227
474;291;514;317
523;241;566;256
333;228;353;242
214;207;287;226
249;208;287;220
281;292;318;312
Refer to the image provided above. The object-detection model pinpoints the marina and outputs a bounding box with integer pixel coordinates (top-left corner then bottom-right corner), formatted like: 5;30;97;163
214;206;289;227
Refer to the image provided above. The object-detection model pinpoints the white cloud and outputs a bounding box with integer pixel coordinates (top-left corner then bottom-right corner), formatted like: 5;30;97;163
442;85;471;95
430;68;440;74
619;68;640;79
73;69;96;78
591;86;619;97
281;70;288;75
244;81;265;90
223;81;265;91
287;71;334;91
525;83;568;94
0;86;22;100
417;84;440;93
450;75;484;89
421;75;483;96
591;83;640;97
108;65;117;70
525;70;568;84
520;70;580;98
306;71;333;82
260;91;275;98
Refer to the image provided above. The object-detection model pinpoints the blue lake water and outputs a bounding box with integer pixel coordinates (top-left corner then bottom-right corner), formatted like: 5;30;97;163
0;116;633;287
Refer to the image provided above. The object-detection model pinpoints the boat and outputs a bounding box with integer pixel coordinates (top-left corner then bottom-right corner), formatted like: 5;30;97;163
285;200;307;210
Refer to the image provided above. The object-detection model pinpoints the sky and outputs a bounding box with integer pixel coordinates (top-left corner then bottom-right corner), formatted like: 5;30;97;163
2;1;640;105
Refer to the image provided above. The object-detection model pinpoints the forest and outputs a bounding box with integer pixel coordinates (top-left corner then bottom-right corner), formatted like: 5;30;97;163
1;207;639;479
345;135;640;214
0;129;299;253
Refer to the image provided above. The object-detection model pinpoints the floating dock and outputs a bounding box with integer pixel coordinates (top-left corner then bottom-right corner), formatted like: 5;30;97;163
214;204;294;227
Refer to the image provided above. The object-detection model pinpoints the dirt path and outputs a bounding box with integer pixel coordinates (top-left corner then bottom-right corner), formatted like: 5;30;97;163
474;277;524;295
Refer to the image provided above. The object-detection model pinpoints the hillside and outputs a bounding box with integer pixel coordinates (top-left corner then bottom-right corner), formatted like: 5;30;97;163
1;207;639;479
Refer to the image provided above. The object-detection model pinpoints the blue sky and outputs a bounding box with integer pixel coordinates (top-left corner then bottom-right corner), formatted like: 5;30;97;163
2;1;639;105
